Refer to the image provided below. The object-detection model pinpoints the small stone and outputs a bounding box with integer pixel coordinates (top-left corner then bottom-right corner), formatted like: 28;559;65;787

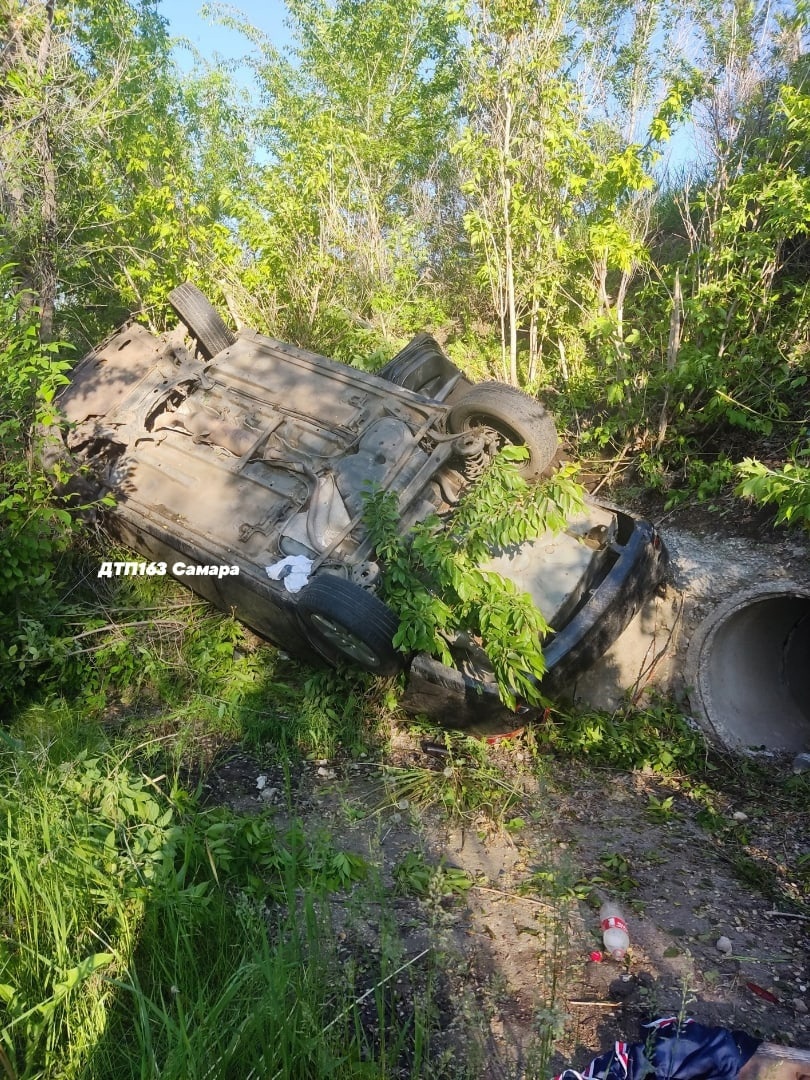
609;974;638;1001
256;774;267;790
260;787;279;803
316;766;336;780
732;811;748;822
792;753;810;774
716;936;733;955
792;998;808;1015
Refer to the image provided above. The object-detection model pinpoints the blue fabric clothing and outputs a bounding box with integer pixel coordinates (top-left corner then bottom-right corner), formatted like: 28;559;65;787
555;1017;761;1080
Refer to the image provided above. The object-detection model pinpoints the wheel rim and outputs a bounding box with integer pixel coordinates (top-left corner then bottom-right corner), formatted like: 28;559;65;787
309;613;384;669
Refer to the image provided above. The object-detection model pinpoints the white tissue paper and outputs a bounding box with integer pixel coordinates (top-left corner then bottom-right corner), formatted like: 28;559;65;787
265;555;314;594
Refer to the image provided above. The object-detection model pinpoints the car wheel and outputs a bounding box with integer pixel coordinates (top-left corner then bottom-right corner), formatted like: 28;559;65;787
296;576;404;676
168;282;237;360
378;333;461;398
446;381;558;481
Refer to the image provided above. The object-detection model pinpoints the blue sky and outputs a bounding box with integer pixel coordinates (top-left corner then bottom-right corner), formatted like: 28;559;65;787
158;0;293;73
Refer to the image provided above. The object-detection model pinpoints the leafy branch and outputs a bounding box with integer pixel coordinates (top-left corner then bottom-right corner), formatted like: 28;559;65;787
736;455;810;531
363;447;584;708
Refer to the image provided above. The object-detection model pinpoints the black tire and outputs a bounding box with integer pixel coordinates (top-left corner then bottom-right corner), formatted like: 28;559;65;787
296;576;404;676
447;381;558;481
378;333;461;398
168;282;237;360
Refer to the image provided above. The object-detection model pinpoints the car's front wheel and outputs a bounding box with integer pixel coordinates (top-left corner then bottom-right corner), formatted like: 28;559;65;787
296;576;404;676
446;381;557;481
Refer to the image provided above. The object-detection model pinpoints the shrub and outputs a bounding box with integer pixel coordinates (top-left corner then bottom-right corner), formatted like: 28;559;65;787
0;267;79;704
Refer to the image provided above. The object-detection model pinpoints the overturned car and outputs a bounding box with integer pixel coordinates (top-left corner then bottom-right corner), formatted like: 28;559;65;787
45;284;667;717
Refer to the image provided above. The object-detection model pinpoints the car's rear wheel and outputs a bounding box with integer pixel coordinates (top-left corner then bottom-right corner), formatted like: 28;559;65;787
378;334;461;398
168;282;237;360
296;576;404;676
446;381;557;481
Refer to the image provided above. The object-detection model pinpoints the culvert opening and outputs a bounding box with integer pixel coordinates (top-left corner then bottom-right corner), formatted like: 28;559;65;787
688;586;810;752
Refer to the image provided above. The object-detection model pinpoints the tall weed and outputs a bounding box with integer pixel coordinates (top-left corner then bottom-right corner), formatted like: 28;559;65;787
0;708;440;1079
0;714;171;1077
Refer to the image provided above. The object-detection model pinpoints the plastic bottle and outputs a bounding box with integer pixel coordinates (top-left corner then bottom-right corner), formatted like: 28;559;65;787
599;900;629;960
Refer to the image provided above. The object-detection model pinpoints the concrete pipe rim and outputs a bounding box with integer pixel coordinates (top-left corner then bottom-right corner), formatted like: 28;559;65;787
685;581;810;754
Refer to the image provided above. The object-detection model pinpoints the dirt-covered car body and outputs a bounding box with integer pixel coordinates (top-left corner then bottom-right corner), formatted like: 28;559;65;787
47;284;666;707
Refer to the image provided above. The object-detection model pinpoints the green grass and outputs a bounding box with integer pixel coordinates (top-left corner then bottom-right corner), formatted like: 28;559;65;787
91;885;434;1080
0;707;449;1080
379;728;523;825
237;665;401;762
17;552;399;775
533;697;711;776
0;714;165;1078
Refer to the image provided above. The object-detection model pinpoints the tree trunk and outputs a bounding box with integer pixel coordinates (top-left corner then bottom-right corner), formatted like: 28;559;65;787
500;95;518;386
527;292;540;384
36;0;57;340
1;0;58;336
656;269;683;449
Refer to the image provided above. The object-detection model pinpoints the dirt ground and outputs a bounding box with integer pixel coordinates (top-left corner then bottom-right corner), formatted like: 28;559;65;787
200;727;810;1080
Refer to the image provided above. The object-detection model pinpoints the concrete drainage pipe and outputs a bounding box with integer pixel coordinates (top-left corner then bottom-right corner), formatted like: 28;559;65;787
686;583;810;752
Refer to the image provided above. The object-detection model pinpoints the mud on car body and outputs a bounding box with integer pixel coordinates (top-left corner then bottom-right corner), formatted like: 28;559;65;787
44;283;667;712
